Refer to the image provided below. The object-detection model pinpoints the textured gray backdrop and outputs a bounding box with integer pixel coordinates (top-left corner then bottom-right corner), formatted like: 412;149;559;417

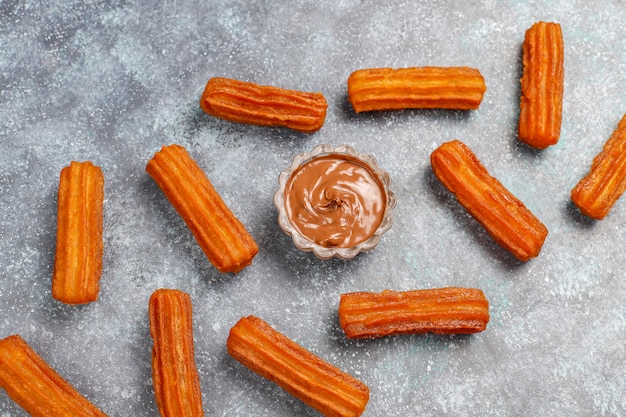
1;1;625;416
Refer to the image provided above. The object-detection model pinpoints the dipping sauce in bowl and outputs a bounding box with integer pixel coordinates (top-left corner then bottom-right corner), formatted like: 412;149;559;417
275;144;395;260
284;154;385;248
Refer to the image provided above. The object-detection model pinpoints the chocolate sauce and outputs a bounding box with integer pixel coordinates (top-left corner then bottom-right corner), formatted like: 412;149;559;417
284;154;386;248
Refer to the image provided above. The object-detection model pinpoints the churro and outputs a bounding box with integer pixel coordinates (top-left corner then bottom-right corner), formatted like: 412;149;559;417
200;77;327;132
146;144;258;273
227;315;369;417
518;21;564;148
347;66;486;112
431;140;548;261
149;289;204;417
52;160;104;304
0;334;108;417
571;114;626;219
339;287;489;339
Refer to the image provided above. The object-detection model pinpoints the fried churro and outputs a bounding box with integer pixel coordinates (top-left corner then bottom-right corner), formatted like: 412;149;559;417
52;160;104;304
347;66;486;112
146;144;258;273
227;315;369;417
431;140;548;261
0;334;108;417
200;77;327;132
149;289;204;417
571;114;626;219
518;21;564;149
339;287;489;339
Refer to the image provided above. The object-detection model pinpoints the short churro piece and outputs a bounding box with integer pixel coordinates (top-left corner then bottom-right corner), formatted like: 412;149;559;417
146;144;258;273
52;160;104;304
518;21;564;149
149;289;204;417
200;77;328;133
347;66;486;112
571;114;626;219
338;288;489;339
0;334;108;417
227;315;369;417
431;140;548;261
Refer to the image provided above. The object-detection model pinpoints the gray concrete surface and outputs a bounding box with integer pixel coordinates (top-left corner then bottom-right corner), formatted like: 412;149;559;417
0;1;624;416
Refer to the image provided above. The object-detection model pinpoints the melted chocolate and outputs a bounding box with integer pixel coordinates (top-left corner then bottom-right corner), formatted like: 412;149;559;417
284;154;386;248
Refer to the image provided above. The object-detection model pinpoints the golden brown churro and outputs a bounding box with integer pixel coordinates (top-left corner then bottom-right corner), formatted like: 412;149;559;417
347;66;486;112
227;315;369;417
149;289;204;417
571;114;626;219
200;77;328;132
431;140;548;261
52;160;104;304
338;287;489;339
0;334;108;417
146;144;258;273
518;21;564;149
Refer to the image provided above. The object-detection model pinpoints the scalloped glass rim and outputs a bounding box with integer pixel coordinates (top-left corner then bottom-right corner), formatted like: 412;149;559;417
274;144;396;260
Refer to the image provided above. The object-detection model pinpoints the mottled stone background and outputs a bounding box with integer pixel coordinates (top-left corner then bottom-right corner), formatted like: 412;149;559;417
1;1;625;416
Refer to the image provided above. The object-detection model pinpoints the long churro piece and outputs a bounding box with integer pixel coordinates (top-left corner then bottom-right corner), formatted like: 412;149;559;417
347;66;487;112
149;289;204;417
227;315;369;417
338;288;489;339
431;140;548;261
518;21;564;149
146;144;258;273
52;160;104;304
571;114;626;219
200;77;328;133
0;334;108;417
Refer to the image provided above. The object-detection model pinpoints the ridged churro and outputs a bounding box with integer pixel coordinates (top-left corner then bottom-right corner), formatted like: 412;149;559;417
149;289;204;417
227;315;369;417
0;334;108;417
347;66;486;112
571;114;626;219
518;21;564;149
146;144;258;273
200;77;328;132
431;140;548;261
52;160;104;304
339;287;489;339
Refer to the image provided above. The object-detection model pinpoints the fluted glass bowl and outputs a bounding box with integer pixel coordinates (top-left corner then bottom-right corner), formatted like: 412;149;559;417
274;144;396;260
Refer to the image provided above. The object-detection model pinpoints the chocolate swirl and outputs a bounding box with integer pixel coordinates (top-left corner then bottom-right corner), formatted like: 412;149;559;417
284;154;386;248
